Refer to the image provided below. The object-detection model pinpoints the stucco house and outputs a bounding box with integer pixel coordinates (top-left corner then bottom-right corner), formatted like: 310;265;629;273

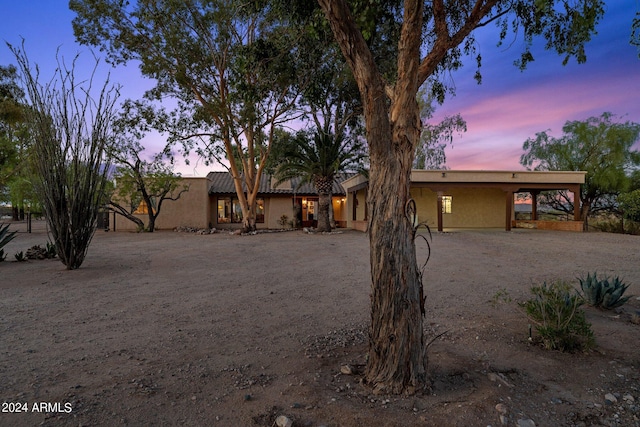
341;170;586;232
111;172;352;231
111;170;586;232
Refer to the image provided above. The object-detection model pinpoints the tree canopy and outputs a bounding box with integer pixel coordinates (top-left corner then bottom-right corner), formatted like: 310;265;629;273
520;112;640;227
274;129;366;231
0;64;35;218
71;0;306;232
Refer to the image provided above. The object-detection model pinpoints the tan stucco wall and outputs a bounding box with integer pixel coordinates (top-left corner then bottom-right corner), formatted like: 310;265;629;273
115;177;211;231
266;197;295;229
345;186;505;230
345;189;368;231
439;187;505;228
409;187;438;228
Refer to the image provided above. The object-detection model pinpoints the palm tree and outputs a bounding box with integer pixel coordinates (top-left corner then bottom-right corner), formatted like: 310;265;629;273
274;129;365;232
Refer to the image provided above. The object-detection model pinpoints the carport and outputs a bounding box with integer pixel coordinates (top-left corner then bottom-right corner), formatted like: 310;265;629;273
342;170;586;232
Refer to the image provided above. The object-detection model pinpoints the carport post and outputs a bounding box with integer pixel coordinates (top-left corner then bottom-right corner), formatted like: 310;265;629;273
436;192;443;232
505;191;513;231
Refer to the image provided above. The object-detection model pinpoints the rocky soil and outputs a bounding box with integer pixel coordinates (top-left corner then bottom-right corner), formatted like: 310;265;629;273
0;221;639;426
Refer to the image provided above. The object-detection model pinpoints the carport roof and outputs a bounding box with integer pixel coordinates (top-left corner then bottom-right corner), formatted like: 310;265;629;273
341;170;586;192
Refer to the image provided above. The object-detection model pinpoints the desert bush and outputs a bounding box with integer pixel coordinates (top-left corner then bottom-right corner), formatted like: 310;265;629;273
278;214;288;229
520;281;594;352
14;251;27;262
578;272;632;310
24;244;57;260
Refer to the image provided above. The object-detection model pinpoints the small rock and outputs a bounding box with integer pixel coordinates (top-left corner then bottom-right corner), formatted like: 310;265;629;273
275;415;293;427
495;403;508;414
340;364;356;375
243;394;252;401
487;372;514;388
517;419;536;427
623;394;635;403
605;393;618;404
500;414;508;425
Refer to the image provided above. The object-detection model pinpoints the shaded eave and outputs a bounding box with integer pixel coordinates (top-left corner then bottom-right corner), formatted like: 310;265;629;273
342;170;586;193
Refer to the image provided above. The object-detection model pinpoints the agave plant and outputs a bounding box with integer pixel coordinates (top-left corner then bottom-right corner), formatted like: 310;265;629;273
578;272;632;310
0;223;17;261
45;241;57;259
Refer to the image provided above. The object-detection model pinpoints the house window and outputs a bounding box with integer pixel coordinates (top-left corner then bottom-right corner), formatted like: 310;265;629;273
217;197;264;223
256;198;265;223
442;195;452;214
134;200;155;214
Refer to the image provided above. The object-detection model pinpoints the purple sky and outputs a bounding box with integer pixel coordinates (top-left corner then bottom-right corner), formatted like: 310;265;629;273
2;2;639;175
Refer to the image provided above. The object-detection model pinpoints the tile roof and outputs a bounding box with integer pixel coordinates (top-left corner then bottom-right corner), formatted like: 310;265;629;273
207;171;353;196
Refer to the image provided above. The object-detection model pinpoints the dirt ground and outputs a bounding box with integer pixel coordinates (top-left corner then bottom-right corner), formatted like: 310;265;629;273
1;220;639;427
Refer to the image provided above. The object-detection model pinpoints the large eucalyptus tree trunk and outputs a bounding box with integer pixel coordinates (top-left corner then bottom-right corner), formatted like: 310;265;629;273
319;0;427;395
365;120;426;395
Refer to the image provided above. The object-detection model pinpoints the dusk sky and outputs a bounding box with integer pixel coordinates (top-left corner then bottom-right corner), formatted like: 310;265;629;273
1;2;639;176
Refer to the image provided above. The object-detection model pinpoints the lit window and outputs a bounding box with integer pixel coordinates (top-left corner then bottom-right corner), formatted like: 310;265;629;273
217;197;264;224
442;196;452;214
134;200;155;214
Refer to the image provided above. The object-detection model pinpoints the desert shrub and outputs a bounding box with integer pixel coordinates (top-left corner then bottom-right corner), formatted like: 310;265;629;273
14;251;27;262
278;214;288;229
520;281;594;352
12;46;117;269
24;244;58;260
490;288;511;308
578;272;632;310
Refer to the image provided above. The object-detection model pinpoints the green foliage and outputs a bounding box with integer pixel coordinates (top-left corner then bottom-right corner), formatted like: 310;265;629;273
0;64;36;210
71;0;306;232
520;281;594;352
0;223;17;253
489;288;512;308
46;241;57;259
414;87;466;170
274;130;366;188
618;189;640;222
520;113;640;222
578;273;632;310
14;250;26;262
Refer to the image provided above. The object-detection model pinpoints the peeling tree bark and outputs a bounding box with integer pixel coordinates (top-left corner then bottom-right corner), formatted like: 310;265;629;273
318;0;427;394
